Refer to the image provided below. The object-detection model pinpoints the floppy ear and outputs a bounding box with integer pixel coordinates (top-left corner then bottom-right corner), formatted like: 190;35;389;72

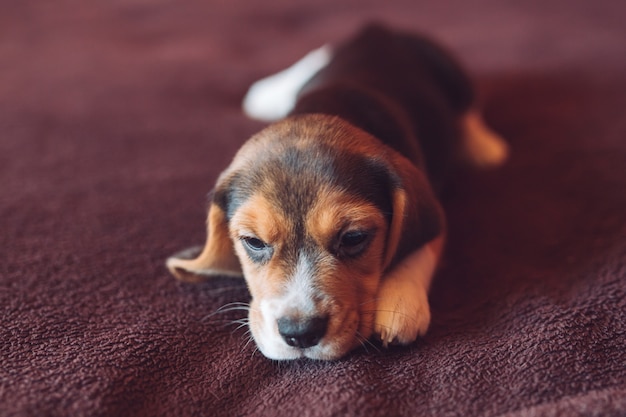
166;199;243;283
382;155;446;271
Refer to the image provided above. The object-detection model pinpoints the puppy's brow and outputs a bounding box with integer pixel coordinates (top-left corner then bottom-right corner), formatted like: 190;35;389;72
230;193;289;246
306;190;385;251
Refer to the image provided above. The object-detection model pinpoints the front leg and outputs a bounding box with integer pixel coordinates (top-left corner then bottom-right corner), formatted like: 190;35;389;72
374;236;444;346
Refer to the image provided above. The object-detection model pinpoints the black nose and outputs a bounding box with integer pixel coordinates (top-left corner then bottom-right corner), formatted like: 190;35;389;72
277;315;329;349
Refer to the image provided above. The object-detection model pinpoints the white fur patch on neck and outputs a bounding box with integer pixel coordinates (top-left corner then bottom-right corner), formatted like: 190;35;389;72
242;45;333;122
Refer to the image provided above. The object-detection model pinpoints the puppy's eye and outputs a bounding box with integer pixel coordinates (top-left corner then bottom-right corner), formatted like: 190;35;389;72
240;236;273;264
241;236;268;251
337;230;372;258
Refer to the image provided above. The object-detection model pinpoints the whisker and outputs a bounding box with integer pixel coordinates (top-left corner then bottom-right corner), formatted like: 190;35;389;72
363;334;381;352
216;301;251;309
242;332;256;352
201;302;251;322
361;309;423;326
358;298;381;307
356;332;381;354
250;345;259;359
360;297;382;304
232;321;250;332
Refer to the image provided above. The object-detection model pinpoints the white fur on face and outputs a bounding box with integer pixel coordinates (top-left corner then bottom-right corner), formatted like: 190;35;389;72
275;253;318;319
242;45;333;122
251;252;322;360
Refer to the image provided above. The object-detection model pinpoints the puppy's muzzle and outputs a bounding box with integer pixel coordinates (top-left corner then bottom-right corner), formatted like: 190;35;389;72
277;315;329;349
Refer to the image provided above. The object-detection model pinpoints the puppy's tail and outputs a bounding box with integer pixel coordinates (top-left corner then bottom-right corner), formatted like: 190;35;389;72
242;45;333;122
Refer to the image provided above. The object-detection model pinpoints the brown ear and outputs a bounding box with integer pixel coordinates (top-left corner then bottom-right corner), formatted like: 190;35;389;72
166;202;243;282
382;155;446;271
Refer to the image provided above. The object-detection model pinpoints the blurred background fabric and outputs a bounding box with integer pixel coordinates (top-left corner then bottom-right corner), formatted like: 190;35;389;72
1;1;625;416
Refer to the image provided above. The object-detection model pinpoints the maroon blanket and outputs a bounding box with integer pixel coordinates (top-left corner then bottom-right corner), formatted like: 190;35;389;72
2;1;625;416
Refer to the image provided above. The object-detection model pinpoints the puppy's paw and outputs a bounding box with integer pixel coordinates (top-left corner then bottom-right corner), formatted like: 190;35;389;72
373;276;431;347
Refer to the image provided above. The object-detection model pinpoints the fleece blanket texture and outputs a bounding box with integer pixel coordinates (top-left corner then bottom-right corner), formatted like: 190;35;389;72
1;0;625;416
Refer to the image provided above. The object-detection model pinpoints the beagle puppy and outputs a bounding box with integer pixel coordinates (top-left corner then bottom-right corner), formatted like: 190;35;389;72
167;24;508;360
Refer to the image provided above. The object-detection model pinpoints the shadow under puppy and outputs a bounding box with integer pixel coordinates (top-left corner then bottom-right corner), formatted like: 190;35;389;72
167;24;508;360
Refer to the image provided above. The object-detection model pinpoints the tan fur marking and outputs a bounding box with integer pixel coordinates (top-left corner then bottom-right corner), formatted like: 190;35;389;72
229;193;291;298
383;189;407;270
462;111;509;168
230;193;287;246
307;188;386;253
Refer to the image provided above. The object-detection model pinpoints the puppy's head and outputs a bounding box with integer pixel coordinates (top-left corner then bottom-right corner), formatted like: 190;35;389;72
168;114;442;360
